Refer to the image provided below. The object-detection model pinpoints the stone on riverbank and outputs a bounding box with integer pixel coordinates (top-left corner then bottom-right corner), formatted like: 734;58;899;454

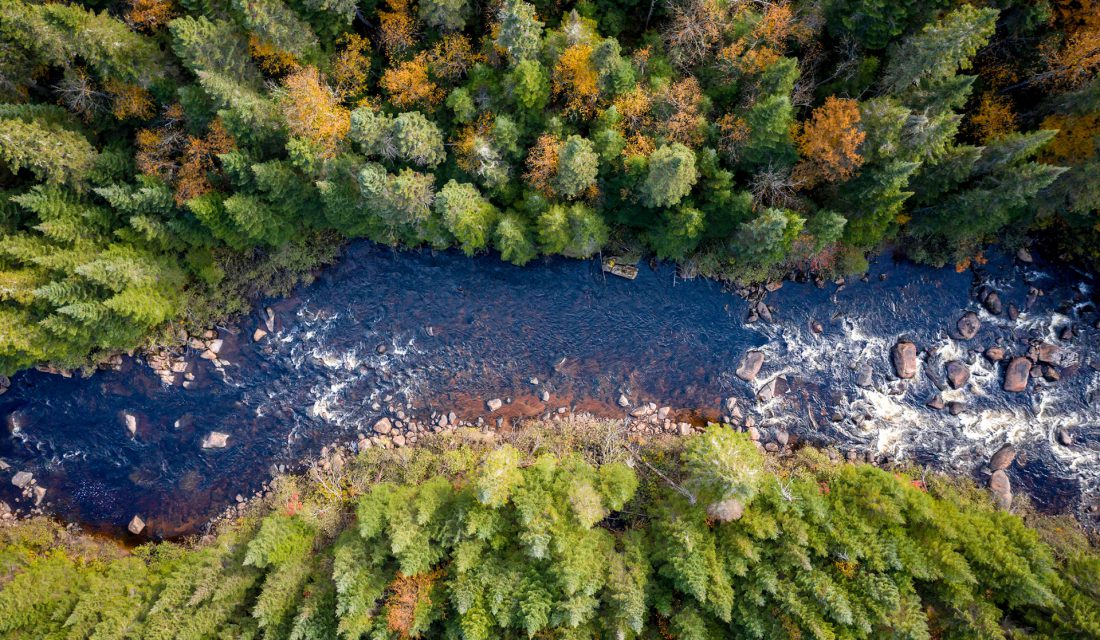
736;351;765;382
129;515;145;534
945;361;970;389
373;417;393;434
990;444;1016;471
957;312;981;340
486;398;503;412
990;470;1012;510
926;394;944;410
1004;357;1031;392
891;341;918;379
202;432;230;449
253;328;268;342
11;471;33;489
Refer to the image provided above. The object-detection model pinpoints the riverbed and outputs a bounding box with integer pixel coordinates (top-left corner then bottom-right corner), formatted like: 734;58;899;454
1;244;1097;536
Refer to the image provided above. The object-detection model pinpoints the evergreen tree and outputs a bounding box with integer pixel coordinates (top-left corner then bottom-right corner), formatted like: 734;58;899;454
435;180;498;255
642;143;697;208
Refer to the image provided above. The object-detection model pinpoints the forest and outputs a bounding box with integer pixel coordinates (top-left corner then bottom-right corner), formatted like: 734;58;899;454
2;422;1099;639
0;0;1098;372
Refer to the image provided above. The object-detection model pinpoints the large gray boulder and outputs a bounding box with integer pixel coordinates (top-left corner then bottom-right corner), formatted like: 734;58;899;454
736;351;765;382
990;470;1012;510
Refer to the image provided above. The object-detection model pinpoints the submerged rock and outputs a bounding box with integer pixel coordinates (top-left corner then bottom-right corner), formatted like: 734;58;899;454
855;363;873;388
122;412;138;437
957;312;981;340
983;292;1003;315
1004;357;1031;392
253;328;268;342
891;341;918;379
736;351;765;382
984;346;1005;362
202;432;230;449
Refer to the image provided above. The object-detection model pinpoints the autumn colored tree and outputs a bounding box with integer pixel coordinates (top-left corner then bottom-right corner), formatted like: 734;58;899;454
280;66;350;157
793;96;865;187
553;43;600;118
381;54;444;110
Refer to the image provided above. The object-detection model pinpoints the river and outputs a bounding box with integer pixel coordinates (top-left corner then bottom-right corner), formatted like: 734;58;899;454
1;243;1097;536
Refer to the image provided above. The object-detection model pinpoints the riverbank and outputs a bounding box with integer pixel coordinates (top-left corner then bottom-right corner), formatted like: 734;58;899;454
3;418;1099;638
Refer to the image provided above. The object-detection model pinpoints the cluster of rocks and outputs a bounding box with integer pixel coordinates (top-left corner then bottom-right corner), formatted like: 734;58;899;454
624;402;697;436
254;307;276;342
360;407;471;450
188;329;229;373
0;464;48;522
144;347;192;386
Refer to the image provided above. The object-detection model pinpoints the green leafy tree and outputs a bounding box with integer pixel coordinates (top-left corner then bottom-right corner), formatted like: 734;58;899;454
553;135;599;199
435;180;499;255
642;143;697;208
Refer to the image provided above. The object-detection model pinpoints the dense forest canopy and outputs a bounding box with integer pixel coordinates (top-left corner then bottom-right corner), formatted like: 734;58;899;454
0;0;1098;372
2;424;1100;639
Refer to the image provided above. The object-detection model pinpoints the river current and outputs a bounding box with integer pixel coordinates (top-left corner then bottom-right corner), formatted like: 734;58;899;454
1;244;1097;536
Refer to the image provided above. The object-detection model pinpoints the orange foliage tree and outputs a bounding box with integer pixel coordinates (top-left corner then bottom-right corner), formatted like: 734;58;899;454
793;96;865;187
249;35;300;76
968;92;1017;143
126;0;175;31
280;66;351;156
381;53;445;110
429;34;480;82
136;107;236;204
553;43;600;118
524;133;561;196
106;80;155;120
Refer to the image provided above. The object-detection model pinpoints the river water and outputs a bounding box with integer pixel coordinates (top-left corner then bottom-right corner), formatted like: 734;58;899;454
1;244;1097;536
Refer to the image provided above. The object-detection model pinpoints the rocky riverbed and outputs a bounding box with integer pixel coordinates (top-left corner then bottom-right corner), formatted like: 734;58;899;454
1;244;1097;536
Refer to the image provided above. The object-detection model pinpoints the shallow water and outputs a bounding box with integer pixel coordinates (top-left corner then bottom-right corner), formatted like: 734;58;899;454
1;244;1097;536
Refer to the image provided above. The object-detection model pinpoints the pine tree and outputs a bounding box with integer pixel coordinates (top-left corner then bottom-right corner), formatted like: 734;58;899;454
642;143;697;208
435;180;498;255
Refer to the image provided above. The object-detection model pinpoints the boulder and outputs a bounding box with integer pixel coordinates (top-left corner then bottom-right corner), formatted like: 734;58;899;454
1058;429;1074;446
540;390;550;402
926;394;945;410
373;417;394;435
945;361;970;389
1004;357;1031;392
207;339;224;354
983;292;1003;315
486;398;503;412
984;346;1005;362
123;412;138;436
253;328;268;342
11;471;33;489
706;498;744;523
392;434;406;447
736;351;765;382
617;394;630;408
956;312;981;340
1016;247;1033;263
891;341;918;379
810;320;824;334
1032;342;1070;367
264;307;276;333
989;470;1012;510
128;515;146;535
947;401;966;416
989;444;1016;471
201;431;230;449
0;375;9;395
775;429;789;447
1007;303;1019;321
33;486;46;505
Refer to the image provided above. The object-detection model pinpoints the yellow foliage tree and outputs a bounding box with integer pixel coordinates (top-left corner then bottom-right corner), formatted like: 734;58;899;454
280;66;351;157
553;43;600;119
379;0;417;57
969;92;1017;143
524;133;561;196
330;33;372;103
126;0;175;31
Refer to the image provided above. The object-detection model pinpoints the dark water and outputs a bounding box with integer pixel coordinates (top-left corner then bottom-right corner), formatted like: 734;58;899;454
1;244;1098;536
